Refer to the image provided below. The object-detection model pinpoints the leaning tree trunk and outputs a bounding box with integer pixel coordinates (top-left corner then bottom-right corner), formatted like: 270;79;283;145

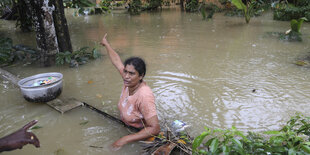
25;0;59;67
51;0;73;53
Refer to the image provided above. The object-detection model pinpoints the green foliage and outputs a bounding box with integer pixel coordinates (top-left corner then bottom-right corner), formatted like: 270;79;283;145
227;0;269;22
289;0;310;7
0;37;39;66
0;0;13;15
1;38;100;67
199;3;221;20
276;17;307;42
192;128;211;151
56;51;72;65
162;0;170;6
291;17;307;33
0;0;12;7
231;0;246;10
142;0;162;11
99;0;113;12
230;0;252;23
56;47;101;67
149;0;162;10
273;1;310;21
192;114;310;154
64;0;100;15
112;1;124;7
185;0;199;12
0;38;14;64
64;0;95;8
128;0;142;15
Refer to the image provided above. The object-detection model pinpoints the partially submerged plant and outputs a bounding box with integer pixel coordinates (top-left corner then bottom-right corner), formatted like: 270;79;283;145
0;37;39;66
290;17;307;34
199;3;218;20
192;113;310;155
283;17;307;41
56;47;101;67
230;0;268;23
186;0;199;12
0;37;14;65
0;37;100;67
230;0;254;23
272;0;310;21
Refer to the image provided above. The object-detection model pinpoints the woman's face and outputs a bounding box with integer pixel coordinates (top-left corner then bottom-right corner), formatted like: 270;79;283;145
122;64;143;88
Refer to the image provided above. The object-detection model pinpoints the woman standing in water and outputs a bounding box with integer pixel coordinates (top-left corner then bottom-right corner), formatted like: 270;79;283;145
100;34;160;150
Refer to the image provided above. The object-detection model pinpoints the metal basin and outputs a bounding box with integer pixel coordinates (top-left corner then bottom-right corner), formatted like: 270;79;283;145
18;72;63;103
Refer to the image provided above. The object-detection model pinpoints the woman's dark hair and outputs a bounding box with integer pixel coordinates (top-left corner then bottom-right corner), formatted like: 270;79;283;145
124;57;146;80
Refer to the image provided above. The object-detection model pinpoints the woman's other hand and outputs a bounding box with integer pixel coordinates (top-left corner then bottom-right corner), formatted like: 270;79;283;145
0;120;40;152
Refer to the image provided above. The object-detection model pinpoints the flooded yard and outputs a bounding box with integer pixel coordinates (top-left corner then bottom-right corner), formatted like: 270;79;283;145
1;7;310;154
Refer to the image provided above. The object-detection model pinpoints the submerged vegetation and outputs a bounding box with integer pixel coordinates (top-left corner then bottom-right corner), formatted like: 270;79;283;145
284;17;308;41
273;0;310;21
128;0;142;15
56;47;101;67
0;37;100;67
267;17;307;42
229;0;270;23
64;0;112;15
0;38;39;67
139;114;310;154
192;114;310;155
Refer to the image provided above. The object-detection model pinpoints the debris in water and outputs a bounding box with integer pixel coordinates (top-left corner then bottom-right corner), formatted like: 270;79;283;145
30;125;42;130
89;145;103;148
171;120;189;133
295;60;308;66
96;94;102;98
140;122;192;155
79;121;89;125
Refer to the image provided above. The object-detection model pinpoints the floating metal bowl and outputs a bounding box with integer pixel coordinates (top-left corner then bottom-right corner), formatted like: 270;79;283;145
18;72;63;103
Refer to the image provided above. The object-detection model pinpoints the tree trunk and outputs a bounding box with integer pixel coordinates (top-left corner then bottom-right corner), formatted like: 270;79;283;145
180;0;184;11
24;0;59;66
51;0;73;53
17;0;32;32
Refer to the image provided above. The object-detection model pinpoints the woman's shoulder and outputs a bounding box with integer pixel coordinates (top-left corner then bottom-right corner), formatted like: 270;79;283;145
140;82;153;92
137;82;154;98
137;82;155;106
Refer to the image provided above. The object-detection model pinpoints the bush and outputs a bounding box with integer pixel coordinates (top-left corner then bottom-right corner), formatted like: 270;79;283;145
128;0;142;15
185;0;199;12
56;47;101;67
273;3;310;21
0;38;39;66
192;114;310;154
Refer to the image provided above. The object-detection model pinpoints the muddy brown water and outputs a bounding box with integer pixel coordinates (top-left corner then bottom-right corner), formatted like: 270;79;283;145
1;7;310;155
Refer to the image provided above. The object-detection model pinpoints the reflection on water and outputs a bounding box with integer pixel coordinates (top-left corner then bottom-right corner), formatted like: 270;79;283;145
1;7;310;155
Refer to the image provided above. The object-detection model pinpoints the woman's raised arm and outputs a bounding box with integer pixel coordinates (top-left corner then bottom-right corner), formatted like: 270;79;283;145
100;34;124;75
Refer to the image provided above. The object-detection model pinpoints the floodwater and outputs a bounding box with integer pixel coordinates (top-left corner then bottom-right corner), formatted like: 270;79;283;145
1;6;310;155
